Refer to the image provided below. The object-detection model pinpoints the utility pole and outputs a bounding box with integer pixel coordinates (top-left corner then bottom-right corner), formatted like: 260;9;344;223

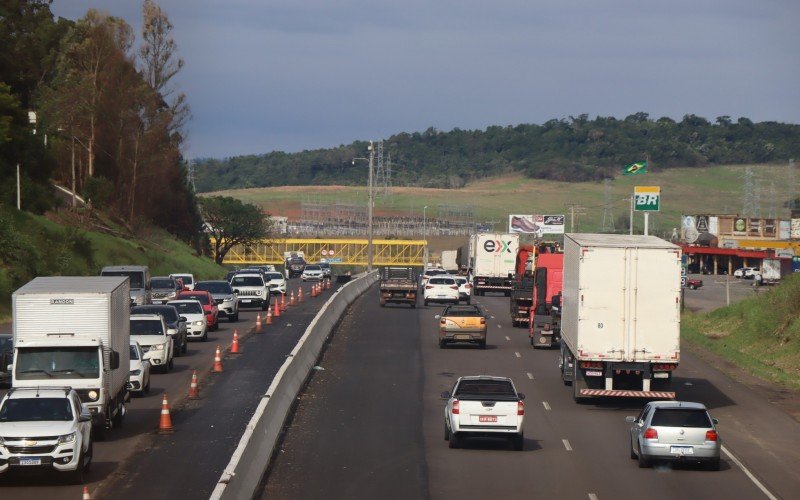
565;204;586;232
629;196;634;235
367;141;375;272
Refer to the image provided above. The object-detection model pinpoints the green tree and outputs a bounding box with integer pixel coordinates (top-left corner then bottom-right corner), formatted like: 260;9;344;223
199;196;273;264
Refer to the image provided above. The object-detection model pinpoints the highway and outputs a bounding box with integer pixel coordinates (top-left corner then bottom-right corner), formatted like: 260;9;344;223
262;285;800;500
0;280;326;499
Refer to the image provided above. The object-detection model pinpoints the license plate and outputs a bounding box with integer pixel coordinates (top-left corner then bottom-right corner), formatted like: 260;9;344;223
670;446;694;455
455;334;472;340
585;370;603;376
19;457;42;466
478;415;497;422
241;299;251;303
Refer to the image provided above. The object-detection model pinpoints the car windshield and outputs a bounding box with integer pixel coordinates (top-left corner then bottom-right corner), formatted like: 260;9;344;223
129;344;140;360
455;380;517;398
231;276;264;287
443;306;481;317
180;293;210;305
101;270;145;289
169;301;203;314
429;277;455;285
265;273;284;280
131;319;164;335
194;282;232;294
305;266;321;271
151;278;175;289
174;275;193;284
426;270;445;277
0;398;73;422
14;347;100;380
454;277;467;285
651;409;712;428
318;263;330;269
131;306;179;322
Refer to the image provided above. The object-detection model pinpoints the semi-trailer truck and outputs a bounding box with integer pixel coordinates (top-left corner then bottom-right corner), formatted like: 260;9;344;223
12;277;131;439
559;234;681;403
468;233;519;296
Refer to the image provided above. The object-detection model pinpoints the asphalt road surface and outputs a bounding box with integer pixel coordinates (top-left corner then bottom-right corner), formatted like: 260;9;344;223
0;279;327;500
262;285;800;500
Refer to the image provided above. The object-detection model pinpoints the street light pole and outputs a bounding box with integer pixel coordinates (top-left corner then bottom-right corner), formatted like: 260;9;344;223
367;141;375;272
423;205;428;267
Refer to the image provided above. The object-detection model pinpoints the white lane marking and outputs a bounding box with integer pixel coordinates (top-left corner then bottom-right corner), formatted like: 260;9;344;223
588;494;598;500
497;324;502;329
490;315;495;319
721;445;778;500
542;401;551;411
514;352;521;358
526;372;534;380
505;336;511;341
562;439;572;451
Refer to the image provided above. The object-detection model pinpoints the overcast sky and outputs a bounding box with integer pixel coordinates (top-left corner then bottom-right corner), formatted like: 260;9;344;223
51;1;800;160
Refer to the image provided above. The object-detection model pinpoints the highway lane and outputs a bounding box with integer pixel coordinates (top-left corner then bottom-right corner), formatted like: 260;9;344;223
0;279;325;499
262;286;799;499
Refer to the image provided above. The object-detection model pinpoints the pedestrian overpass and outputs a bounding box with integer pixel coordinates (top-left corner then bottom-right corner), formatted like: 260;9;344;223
218;238;426;266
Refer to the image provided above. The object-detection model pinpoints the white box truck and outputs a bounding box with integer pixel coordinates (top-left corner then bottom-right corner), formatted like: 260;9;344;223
558;234;681;403
12;277;131;439
441;250;459;273
468;233;519;296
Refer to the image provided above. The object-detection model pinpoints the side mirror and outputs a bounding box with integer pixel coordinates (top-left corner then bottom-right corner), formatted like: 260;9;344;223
518;393;526;400
712;418;719;425
625;416;636;423
79;411;92;422
179;316;187;322
110;350;120;370
233;289;240;294
440;391;450;400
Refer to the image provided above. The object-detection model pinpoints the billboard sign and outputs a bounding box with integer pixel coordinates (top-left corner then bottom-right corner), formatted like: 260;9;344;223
509;215;537;234
509;214;565;235
792;218;800;239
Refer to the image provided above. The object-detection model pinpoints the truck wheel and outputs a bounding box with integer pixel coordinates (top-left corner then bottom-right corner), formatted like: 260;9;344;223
448;432;460;449
94;424;106;442
424;300;429;306
112;404;125;428
572;365;585;403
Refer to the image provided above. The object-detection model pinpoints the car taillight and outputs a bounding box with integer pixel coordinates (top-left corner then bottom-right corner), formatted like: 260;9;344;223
480;318;486;325
517;401;524;415
705;430;718;441
452;400;459;414
450;285;458;290
644;428;658;440
465;284;472;289
440;318;446;325
425;285;433;289
580;361;603;369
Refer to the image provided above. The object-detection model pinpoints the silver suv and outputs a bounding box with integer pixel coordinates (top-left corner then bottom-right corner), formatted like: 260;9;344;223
0;387;93;483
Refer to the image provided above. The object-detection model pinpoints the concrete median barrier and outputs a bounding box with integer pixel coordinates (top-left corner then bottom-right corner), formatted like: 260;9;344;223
210;271;378;500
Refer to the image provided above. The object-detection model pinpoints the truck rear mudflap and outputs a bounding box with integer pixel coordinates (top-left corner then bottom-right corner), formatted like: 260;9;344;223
579;389;675;399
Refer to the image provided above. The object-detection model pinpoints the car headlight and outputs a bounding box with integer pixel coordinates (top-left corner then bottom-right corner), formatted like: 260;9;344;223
152;344;165;351
255;290;262;296
57;432;76;445
224;296;233;302
167;328;177;335
129;369;141;376
88;390;99;401
194;320;205;326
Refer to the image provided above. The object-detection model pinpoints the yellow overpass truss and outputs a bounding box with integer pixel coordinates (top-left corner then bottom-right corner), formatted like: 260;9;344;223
218;238;427;266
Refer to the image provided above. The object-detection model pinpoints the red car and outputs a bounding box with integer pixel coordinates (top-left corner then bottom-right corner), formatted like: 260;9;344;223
177;290;220;331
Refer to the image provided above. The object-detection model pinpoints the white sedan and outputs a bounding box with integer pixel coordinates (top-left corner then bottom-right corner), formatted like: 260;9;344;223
129;340;151;395
423;276;460;306
168;299;209;342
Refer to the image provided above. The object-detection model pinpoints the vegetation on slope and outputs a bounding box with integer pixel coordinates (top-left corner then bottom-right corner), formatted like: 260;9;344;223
682;274;800;391
195;114;800;192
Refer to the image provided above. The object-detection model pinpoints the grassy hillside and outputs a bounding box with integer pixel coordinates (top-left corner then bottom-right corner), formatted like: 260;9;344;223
0;206;225;321
682;274;800;391
206;163;791;237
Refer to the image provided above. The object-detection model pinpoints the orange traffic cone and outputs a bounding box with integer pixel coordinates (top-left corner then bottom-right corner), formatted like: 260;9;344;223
212;345;223;373
82;486;92;500
311;284;317;298
298;287;304;302
265;306;273;325
274;301;281;318
188;370;200;399
255;313;262;333
280;293;287;312
327;278;332;290
231;330;241;354
158;393;174;434
290;291;296;306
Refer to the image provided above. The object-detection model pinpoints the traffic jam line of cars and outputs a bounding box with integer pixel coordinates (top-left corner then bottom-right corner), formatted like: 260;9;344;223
0;262;333;486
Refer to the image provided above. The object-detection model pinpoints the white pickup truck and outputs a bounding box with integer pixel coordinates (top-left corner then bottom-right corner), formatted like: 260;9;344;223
442;376;525;450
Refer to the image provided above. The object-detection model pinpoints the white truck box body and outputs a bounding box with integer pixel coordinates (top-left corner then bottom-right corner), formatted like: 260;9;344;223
12;277;130;399
469;233;520;278
441;250;459;272
561;234;681;363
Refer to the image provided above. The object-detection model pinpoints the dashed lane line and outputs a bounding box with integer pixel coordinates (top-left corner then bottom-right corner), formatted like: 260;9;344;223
505;336;511;341
514;352;521;358
588;494;598;500
526;372;534;380
562;439;573;451
542;401;551;411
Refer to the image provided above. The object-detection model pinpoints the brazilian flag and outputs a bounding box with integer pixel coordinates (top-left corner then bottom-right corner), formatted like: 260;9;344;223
622;161;647;176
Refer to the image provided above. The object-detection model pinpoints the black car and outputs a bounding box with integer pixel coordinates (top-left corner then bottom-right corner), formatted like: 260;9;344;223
130;305;188;356
0;334;11;387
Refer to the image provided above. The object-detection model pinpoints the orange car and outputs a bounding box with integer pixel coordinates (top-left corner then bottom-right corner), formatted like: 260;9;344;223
177;290;219;331
436;304;487;349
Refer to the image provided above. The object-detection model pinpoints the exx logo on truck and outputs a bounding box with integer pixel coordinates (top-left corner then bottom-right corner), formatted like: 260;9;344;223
484;240;513;253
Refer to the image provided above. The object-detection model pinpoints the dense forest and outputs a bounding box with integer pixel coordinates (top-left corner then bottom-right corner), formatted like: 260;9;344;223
195;113;800;192
0;0;201;241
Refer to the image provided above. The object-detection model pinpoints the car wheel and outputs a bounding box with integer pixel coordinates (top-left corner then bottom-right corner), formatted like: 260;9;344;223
448;432;460;449
168;356;174;370
637;448;650;468
705;457;721;471
261;302;268;311
512;432;524;451
230;313;239;323
439;339;446;349
144;374;151;394
630;439;637;459
182;338;188;355
479;340;487;349
84;437;93;472
444;423;450;441
689;284;696;290
66;450;86;484
202;331;208;342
